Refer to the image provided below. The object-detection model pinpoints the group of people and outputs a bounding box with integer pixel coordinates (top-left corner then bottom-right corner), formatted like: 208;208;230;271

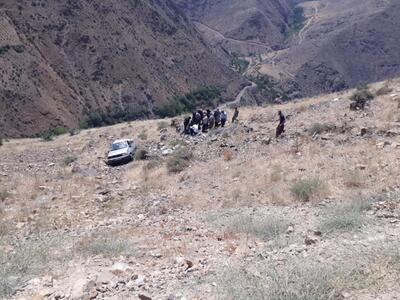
180;107;286;139
183;107;240;136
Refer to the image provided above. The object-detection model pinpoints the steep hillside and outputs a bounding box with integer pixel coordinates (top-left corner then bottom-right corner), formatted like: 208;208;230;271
172;0;296;55
174;0;400;98
0;0;245;138
254;0;400;97
1;78;400;299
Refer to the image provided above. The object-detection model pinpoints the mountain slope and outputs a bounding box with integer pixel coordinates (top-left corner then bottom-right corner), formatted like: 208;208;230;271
172;0;296;55
0;0;245;138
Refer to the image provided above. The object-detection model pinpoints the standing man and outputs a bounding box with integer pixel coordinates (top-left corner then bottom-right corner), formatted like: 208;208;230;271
276;110;286;138
232;107;239;123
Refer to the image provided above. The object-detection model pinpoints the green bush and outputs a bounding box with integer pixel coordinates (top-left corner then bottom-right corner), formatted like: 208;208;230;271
231;55;250;74
155;86;222;118
248;75;288;101
166;148;193;173
291;178;325;202
350;86;374;110
41;127;67;141
62;156;77;166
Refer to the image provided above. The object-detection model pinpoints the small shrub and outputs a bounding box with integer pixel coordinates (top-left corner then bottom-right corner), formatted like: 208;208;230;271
134;149;148;161
227;213;289;241
375;85;393;96
350;86;374;110
291;178;325;202
0;190;10;201
41;127;67;141
319;198;373;234
138;132;147;141
223;149;234;161
308;123;332;135
62;155;77;166
76;233;135;258
158;121;169;131
343;170;364;188
166;148;193;173
143;160;160;171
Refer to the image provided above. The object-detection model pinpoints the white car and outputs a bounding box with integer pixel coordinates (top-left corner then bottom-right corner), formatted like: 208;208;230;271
107;139;136;165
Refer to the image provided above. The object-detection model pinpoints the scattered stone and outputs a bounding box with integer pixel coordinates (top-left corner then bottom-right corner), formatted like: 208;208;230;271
138;294;152;300
286;225;294;234
305;236;317;246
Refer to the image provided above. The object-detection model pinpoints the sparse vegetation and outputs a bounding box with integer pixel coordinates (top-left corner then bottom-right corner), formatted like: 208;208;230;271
157;121;169;130
226;213;289;242
80;108;149;129
231;55;250;74
350;86;374;110
76;232;135;258
134;148;148;161
166;148;193;173
223;149;234;161
218;242;400;300
287;6;306;36
343;170;364;188
41;127;67;141
291;178;325;202
0;235;70;297
375;85;393;96
0;190;8;202
155;86;221;118
62;155;77;166
308;122;333;135
319;198;373;234
248;75;288;101
138;131;148;140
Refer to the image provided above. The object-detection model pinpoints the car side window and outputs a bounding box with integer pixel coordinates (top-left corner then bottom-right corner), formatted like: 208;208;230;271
127;141;132;147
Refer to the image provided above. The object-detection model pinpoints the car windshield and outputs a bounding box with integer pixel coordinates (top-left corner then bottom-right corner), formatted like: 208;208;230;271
111;142;127;151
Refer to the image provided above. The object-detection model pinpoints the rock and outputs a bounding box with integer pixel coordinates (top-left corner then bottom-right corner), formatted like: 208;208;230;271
134;275;145;286
305;236;317;246
162;149;173;156
356;164;367;170
138;294;152;300
360;128;368;136
376;141;391;149
286;225;294;234
96;270;115;285
313;230;322;236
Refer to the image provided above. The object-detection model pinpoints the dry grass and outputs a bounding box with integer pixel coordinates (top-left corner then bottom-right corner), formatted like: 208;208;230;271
76;231;136;258
318;198;375;234
0;234;71;297
217;241;400;300
290;178;326;202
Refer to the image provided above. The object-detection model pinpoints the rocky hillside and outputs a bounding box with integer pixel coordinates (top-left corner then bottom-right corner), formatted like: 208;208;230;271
173;0;296;55
175;0;400;98
1;78;400;299
0;0;245;138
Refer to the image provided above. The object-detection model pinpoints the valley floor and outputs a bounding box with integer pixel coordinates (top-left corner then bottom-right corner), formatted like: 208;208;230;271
1;79;400;299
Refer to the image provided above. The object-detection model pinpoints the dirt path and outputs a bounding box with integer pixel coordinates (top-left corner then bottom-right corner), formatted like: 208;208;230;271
298;4;319;45
193;21;271;49
219;82;257;109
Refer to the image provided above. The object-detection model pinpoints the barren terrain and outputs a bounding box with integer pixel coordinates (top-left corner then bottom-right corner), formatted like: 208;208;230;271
1;78;400;299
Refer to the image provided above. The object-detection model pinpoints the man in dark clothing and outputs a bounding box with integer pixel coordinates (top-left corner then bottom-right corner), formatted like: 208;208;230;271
232;107;239;123
183;116;191;134
276;110;286;138
202;115;209;133
221;110;228;127
214;109;221;127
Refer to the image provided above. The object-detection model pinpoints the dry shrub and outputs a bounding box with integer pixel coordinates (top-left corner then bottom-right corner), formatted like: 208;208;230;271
223;149;234;161
270;164;283;182
166;148;193;174
308;122;332;135
343;170;364;188
291;178;326;202
375;85;393;96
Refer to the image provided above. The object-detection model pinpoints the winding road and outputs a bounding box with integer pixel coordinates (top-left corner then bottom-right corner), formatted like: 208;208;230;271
219;82;257;109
